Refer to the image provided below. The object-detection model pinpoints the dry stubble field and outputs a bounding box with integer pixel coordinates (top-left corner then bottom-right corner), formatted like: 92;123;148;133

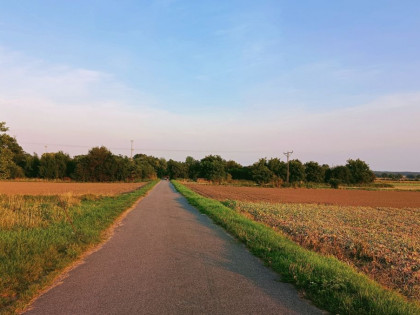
0;181;146;229
185;182;420;301
0;181;145;196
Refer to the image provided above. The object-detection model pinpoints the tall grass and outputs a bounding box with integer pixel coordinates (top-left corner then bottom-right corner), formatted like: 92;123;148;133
172;180;420;315
0;194;81;229
0;180;158;314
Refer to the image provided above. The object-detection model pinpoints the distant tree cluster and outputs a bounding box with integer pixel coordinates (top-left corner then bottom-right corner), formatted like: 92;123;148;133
377;172;420;181
0;121;376;185
0;122;164;181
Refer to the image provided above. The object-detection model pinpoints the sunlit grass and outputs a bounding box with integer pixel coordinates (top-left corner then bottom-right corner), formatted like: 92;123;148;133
0;180;158;314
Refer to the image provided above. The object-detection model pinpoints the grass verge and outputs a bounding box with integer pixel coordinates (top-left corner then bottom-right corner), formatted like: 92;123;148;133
0;180;158;314
172;180;420;315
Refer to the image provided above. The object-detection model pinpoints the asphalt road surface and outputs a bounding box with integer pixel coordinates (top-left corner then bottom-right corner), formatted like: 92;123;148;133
26;181;322;315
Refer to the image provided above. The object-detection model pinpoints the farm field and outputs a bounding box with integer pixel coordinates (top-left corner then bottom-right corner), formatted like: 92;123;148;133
0;181;145;196
0;181;158;313
378;180;420;191
225;200;420;301
184;183;420;302
184;182;420;208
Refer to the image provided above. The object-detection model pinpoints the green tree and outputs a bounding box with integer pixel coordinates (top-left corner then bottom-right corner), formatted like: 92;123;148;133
39;151;71;179
113;156;134;181
267;158;287;181
75;146;118;181
0;148;14;179
133;154;158;180
18;153;40;178
0;122;25;178
167;159;188;179
185;156;200;180
199;155;226;183
289;159;305;183
327;166;351;184
133;154;164;178
251;158;274;185
346;159;375;184
304;161;325;183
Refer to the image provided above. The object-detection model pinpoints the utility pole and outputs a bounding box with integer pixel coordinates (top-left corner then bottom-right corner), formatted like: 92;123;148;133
283;150;293;184
44;145;48;154
130;140;134;160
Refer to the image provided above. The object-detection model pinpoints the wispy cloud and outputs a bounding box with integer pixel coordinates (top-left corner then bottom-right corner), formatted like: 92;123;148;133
1;47;419;170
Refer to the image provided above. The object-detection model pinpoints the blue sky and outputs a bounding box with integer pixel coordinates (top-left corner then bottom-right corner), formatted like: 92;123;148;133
1;1;420;170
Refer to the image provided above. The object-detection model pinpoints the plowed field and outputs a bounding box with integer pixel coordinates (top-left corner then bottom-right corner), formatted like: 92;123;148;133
184;183;420;208
0;181;146;196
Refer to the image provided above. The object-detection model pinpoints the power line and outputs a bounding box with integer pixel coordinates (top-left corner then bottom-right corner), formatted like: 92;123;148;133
20;142;279;154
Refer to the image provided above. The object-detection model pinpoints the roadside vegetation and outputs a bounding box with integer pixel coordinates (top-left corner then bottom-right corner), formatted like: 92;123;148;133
172;181;420;315
0;180;158;314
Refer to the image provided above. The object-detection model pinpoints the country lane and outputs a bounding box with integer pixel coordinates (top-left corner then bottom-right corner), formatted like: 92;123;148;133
25;180;322;315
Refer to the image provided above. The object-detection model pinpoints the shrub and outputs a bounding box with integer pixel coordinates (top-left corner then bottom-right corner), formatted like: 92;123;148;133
329;178;341;189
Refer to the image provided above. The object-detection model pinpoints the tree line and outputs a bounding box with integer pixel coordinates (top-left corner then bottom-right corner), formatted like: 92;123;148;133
377;172;420;181
1;122;375;186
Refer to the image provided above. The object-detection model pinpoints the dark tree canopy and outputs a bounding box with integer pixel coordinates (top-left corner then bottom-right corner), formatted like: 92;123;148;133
267;158;287;181
0;122;25;179
346;159;375;184
251;159;274;185
304;161;325;183
39;151;71;179
167;159;188;179
327;166;351;184
199;155;226;182
289;159;305;183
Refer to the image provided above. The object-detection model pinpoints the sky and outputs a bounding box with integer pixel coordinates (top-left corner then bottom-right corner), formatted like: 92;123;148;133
1;1;420;171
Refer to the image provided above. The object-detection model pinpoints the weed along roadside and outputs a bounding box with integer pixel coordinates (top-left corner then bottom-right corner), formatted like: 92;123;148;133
0;180;158;314
172;180;420;315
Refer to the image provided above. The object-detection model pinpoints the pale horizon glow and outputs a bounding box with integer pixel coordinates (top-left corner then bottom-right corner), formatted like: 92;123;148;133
1;1;420;171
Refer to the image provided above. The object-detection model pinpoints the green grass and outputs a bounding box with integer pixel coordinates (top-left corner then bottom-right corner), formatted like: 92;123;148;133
172;180;420;315
0;180;158;314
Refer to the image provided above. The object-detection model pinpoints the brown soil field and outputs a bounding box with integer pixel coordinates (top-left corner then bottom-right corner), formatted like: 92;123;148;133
184;183;420;208
0;181;146;196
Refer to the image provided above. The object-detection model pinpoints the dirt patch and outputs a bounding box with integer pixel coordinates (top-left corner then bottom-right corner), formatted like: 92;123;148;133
184;183;420;208
0;182;145;196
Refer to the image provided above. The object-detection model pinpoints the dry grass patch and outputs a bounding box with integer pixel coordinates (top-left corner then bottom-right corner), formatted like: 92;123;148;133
0;181;145;196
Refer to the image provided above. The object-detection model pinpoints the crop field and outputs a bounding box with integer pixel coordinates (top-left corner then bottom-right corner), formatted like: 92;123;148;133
184;183;420;302
377;180;420;191
0;181;145;196
0;181;157;313
184;182;420;208
224;200;420;301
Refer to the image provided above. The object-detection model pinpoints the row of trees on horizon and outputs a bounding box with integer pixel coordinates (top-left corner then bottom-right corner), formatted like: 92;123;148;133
1;121;378;186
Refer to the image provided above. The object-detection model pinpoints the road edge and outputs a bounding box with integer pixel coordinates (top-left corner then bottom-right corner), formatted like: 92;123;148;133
20;180;160;314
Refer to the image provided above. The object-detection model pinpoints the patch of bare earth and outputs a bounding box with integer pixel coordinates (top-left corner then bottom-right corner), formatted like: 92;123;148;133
184;183;420;208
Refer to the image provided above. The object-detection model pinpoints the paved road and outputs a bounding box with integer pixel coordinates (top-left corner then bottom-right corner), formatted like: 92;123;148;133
26;181;322;315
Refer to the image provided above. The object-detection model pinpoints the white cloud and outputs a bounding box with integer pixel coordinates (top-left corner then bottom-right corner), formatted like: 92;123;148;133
1;47;419;171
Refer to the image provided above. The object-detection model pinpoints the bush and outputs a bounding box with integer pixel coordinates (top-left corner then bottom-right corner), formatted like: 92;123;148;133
329;178;341;189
